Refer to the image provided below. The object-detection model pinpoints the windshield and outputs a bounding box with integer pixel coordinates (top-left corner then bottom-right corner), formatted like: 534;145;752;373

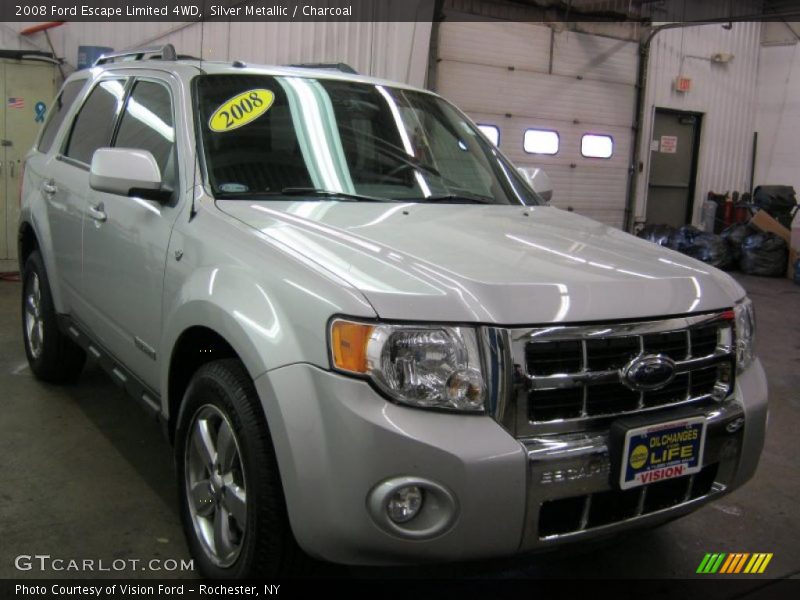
194;74;541;205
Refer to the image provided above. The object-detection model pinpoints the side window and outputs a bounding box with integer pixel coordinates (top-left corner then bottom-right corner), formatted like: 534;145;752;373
37;79;87;154
113;80;175;181
64;79;127;164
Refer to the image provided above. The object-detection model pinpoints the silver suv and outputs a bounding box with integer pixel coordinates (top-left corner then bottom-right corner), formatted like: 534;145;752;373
18;45;767;578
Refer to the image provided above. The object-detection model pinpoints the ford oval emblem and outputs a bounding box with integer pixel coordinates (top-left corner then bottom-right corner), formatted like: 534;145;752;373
621;355;676;391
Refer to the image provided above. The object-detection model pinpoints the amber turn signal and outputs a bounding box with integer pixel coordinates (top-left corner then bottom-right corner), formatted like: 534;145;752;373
330;320;374;374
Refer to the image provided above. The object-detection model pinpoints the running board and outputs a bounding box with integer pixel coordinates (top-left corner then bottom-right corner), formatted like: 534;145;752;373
57;315;166;429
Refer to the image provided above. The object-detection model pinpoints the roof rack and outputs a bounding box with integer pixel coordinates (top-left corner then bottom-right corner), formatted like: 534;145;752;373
288;62;359;75
94;43;178;66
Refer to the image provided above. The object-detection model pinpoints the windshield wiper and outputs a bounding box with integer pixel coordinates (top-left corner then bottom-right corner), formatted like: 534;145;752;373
337;126;472;187
280;187;396;202
215;191;281;199
214;188;395;202
412;193;496;205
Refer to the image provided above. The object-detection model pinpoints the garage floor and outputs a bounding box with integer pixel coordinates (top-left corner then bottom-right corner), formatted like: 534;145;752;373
0;274;798;581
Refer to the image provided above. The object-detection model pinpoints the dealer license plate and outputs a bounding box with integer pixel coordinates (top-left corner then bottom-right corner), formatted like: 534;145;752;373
619;417;706;490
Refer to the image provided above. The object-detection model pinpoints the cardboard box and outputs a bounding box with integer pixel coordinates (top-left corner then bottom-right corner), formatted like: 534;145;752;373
748;210;797;279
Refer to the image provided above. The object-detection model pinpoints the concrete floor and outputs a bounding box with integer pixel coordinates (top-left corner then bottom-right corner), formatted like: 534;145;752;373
0;273;798;581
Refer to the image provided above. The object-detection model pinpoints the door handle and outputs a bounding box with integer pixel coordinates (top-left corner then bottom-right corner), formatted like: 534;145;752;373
42;180;58;196
9;161;14;178
88;202;107;222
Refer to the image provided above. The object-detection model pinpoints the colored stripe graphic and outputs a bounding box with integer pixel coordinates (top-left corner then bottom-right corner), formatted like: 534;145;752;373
744;553;773;574
699;553;773;574
722;553;748;573
697;553;727;573
759;554;773;573
711;553;726;573
744;554;760;573
734;553;750;573
719;554;736;574
697;553;713;573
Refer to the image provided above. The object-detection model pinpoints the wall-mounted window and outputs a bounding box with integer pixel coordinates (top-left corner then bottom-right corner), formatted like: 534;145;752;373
581;133;614;158
523;128;559;155
477;124;499;146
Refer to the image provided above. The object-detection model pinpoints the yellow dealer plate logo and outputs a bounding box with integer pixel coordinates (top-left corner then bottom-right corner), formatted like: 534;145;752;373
629;444;648;469
209;89;274;132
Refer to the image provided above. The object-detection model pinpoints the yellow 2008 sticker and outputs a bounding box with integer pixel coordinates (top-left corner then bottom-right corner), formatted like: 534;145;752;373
208;89;275;132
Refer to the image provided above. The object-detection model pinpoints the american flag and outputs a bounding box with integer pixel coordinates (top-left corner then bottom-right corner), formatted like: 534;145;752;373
7;97;24;109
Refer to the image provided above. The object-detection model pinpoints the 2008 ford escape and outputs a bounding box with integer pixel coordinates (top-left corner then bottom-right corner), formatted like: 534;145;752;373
17;45;767;578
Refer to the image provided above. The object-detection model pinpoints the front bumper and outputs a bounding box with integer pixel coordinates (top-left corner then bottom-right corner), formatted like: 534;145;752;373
254;359;767;566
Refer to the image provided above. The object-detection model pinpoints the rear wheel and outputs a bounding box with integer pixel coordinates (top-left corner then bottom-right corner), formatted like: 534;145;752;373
21;251;86;383
175;359;307;578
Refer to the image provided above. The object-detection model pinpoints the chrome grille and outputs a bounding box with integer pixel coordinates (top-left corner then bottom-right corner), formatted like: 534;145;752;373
538;463;720;538
487;311;736;437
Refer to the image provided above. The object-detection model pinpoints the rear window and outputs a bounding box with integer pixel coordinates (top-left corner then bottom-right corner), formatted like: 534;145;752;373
37;79;86;154
64;78;127;164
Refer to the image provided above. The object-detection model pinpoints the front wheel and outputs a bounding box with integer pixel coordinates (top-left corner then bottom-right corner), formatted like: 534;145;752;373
175;359;307;578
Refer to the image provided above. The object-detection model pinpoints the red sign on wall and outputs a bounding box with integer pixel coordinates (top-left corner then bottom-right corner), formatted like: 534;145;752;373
674;76;693;93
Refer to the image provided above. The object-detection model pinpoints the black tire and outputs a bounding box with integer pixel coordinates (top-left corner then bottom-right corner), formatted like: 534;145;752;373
21;250;86;383
175;359;309;578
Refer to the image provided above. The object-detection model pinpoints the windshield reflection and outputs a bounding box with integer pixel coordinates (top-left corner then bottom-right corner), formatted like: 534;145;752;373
196;74;541;206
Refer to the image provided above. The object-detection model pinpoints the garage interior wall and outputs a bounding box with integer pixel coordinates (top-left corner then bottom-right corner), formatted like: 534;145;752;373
634;21;762;227
434;18;637;228
754;22;800;193
0;5;772;234
0;17;433;87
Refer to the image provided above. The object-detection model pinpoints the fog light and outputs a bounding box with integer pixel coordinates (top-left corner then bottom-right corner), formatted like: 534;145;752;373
368;477;457;539
386;486;423;523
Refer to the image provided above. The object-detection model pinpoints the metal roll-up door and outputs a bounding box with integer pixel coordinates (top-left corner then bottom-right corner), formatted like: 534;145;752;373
435;21;636;228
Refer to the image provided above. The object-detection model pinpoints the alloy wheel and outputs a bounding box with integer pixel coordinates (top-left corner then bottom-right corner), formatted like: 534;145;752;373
24;272;44;360
184;404;248;567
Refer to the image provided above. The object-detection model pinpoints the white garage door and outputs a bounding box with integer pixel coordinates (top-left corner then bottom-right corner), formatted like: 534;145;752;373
435;21;637;228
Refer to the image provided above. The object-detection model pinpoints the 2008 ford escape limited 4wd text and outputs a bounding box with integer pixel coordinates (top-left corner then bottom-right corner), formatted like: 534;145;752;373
18;45;767;578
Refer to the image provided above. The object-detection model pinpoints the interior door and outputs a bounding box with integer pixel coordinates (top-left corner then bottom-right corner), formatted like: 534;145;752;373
645;109;701;228
81;75;182;389
1;60;56;260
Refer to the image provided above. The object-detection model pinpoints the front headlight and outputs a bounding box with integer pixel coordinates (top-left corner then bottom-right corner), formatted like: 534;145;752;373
329;318;486;412
734;297;756;372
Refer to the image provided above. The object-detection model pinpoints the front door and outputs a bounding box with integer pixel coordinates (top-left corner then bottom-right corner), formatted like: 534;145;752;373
81;75;182;389
645;109;702;228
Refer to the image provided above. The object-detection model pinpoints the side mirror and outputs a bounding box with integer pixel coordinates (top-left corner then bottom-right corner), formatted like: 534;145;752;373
90;148;169;201
518;167;553;203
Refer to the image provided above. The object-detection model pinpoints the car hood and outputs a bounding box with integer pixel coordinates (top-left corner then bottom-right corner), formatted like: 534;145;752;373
218;200;745;324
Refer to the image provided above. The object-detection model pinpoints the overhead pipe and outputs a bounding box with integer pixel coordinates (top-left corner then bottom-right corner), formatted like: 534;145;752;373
19;21;65;80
